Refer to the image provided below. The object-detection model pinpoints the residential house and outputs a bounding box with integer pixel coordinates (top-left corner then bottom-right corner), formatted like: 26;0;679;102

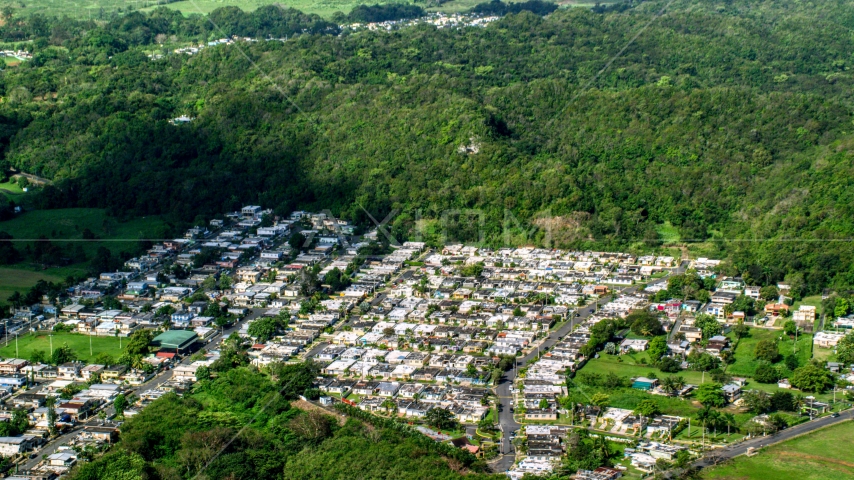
619;339;648;354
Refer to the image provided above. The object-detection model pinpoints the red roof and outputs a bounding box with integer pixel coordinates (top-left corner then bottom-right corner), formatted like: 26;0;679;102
156;352;177;359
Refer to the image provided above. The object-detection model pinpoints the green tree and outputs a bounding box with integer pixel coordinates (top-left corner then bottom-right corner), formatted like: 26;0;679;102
754;361;780;383
288;232;305;251
731;321;749;339
754;339;780;363
51;343;77;365
783;320;797;336
114;393;127;418
693;314;722;340
759;285;779;301
45;396;58;436
247;316;285;342
30;349;48;364
834;297;850;319
742;389;771;414
647;336;668;361
694;383;726;407
124;329;153;357
770;391;795;412
633;399;660;417
628;310;664;337
686;351;720;372
836;333;854;365
590;393;610;408
425;407;458;430
790;363;834;393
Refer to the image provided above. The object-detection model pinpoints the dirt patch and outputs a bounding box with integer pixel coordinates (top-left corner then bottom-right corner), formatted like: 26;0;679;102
292;399;347;426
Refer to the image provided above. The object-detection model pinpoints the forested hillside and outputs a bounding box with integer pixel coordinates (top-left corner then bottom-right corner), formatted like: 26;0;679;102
68;362;496;480
1;0;854;296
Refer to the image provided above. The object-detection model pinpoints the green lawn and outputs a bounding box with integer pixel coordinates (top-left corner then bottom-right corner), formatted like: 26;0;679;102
703;420;854;479
675;425;743;444
579;354;707;386
0;180;25;195
0;332;125;363
0;208;166;299
0;268;65;303
0;180;37;208
726;328;812;378
792;295;823;315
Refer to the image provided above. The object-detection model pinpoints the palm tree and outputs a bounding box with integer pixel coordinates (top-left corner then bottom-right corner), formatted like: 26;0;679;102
659;376;676;396
720;412;737;436
412;393;422;405
670;375;686;392
793;394;806;413
591;435;610;459
381;399;396;416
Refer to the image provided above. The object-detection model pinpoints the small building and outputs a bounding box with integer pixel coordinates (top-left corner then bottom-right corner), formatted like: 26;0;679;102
632;377;658;391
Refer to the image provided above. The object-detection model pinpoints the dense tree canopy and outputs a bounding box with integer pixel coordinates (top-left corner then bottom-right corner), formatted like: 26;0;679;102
3;0;854;299
68;365;490;479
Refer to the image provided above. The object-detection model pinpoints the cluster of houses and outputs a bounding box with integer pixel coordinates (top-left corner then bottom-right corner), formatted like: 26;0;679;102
332;380;490;424
15;209;852;477
345;13;500;33
0;366;126;459
0;49;32;61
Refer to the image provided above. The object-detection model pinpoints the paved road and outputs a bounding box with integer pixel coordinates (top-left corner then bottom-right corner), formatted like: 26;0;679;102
492;295;620;472
694;410;854;470
491;261;688;473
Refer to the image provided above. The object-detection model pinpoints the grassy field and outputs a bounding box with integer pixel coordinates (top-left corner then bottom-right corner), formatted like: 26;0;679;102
703;420;854;479
0;180;37;208
579;354;707;386
2;207;165;258
0;268;65;303
726;328;813;378
0;332;125;363
0;208;165;300
3;0;615;20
